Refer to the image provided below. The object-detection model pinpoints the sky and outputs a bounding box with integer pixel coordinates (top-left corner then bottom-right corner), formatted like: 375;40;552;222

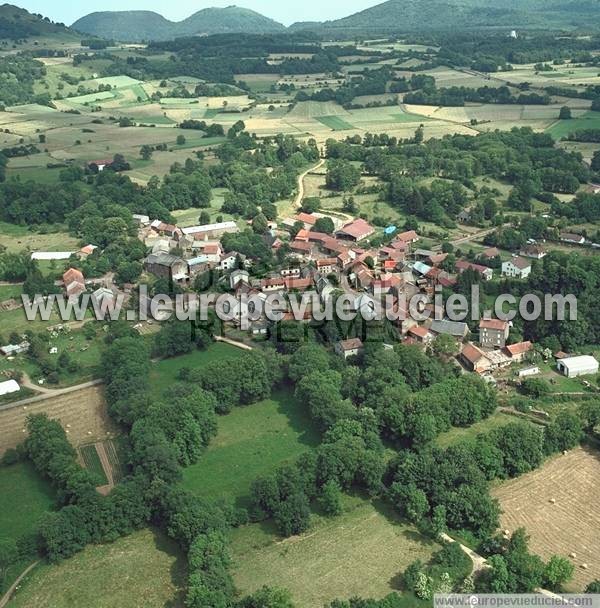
12;0;384;26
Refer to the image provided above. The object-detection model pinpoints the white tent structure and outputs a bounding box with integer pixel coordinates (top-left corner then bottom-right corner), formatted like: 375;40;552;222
556;355;599;378
0;379;20;396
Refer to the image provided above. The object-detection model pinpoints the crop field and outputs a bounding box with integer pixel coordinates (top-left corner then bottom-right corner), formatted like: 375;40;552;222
317;115;354;130
421;66;503;89
0;384;116;456
230;495;439;607
9;528;186;608
79;443;109;485
181;388;320;506
546;111;600;139
492;446;600;590
496;63;600;88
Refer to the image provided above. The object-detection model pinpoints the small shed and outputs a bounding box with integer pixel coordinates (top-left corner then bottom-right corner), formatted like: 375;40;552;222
556;355;599;378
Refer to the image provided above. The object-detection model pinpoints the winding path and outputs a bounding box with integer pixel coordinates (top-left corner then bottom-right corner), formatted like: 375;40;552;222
293;159;325;209
0;561;39;608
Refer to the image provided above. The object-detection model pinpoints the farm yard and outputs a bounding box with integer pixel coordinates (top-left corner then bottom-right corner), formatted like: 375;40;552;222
492;446;600;590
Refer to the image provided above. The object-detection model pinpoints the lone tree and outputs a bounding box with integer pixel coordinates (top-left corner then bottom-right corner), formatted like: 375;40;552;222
558;106;572;120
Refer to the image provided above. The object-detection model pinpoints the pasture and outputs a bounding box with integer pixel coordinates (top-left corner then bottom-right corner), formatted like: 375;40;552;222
0;461;55;545
230;495;439;607
492;446;600;590
546;111;600;139
181;388;320;506
9;528;186;608
149;342;245;391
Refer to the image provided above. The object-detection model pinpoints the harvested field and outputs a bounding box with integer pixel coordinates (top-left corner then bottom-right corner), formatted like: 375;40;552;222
0;383;116;456
231;496;439;607
492;445;600;590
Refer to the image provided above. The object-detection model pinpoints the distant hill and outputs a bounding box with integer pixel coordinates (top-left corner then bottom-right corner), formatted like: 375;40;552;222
72;6;286;43
290;0;600;33
0;3;76;39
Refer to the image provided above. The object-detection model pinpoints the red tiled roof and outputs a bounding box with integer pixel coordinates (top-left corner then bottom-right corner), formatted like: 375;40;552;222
462;343;485;364
337;218;374;240
285;277;313;290
63;268;84;285
408;325;430;339
480;318;508;331
295;212;317;225
456;260;490;274
290;240;313;252
505;341;533;357
398;230;418;242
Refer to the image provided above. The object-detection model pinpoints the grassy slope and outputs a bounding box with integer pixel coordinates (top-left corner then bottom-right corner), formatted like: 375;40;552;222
231;495;437;608
149;343;245;391
0;462;55;544
9;528;186;608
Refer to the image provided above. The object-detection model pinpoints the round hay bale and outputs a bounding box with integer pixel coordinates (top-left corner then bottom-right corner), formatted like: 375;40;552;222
549;498;556;504
570;552;577;559
582;563;589;570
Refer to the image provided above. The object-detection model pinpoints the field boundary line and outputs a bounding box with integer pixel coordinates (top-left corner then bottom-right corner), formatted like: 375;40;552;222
0;379;103;413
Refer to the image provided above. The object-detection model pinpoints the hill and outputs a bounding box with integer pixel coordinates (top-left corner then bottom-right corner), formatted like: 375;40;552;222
0;3;76;40
290;0;600;33
72;6;285;42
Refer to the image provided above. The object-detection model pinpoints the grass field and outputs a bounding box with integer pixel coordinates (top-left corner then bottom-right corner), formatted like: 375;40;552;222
546;111;600;140
230;495;438;607
181;388;320;506
317;115;354;131
9;528;186;608
492;446;600;590
149;342;245;392
435;411;516;448
0;462;55;545
0;222;79;254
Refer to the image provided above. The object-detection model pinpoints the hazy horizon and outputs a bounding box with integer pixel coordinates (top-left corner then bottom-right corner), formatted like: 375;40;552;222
8;0;385;26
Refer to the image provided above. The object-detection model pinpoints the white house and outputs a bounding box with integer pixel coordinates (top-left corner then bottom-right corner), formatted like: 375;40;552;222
335;338;364;359
557;355;599;378
502;257;532;279
230;270;249;290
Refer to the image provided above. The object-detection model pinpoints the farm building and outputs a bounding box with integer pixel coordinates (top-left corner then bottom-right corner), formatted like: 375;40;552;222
556;355;599;378
559;232;585;245
181;221;238;241
0;379;20;396
335;218;375;242
518;366;540;378
0;342;29;356
455;260;493;281
430;319;470;339
31;251;74;261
